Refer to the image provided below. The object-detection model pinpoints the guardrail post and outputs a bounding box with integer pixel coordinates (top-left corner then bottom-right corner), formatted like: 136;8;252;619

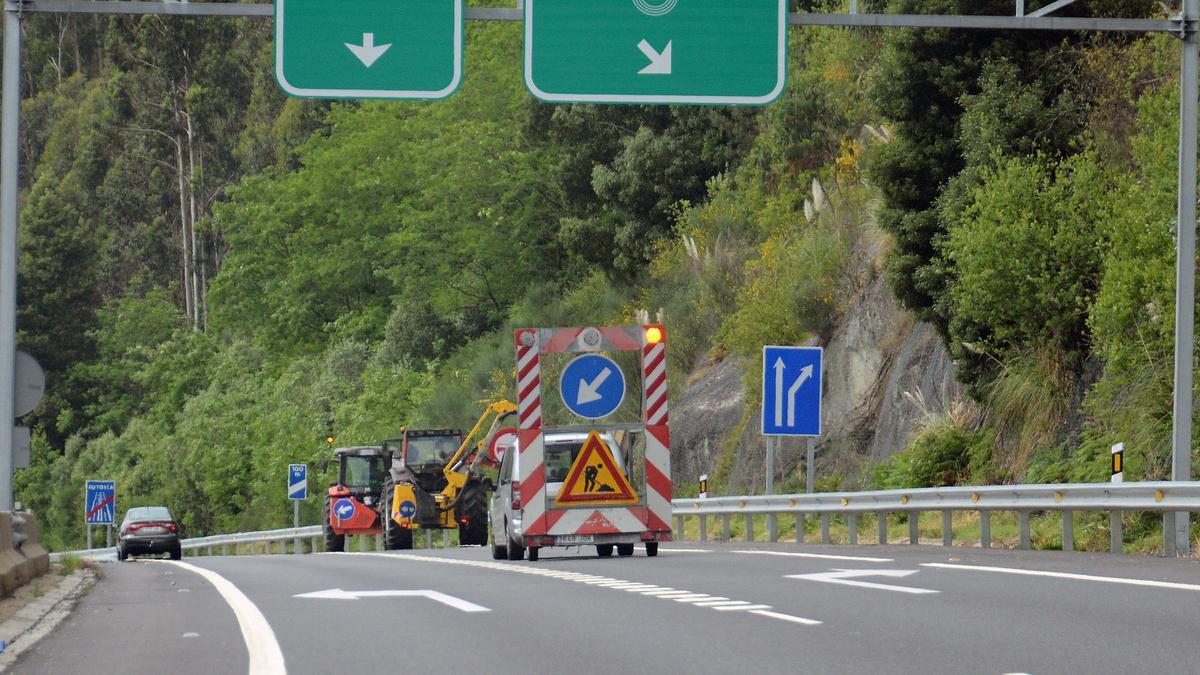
820;513;830;544
942;510;952;547
675;514;685;540
698;514;707;542
847;513;858;545
1163;512;1177;557
311;536;320;553
908;512;918;545
425;530;433;548
294;532;302;555
980;511;991;549
795;513;805;544
744;514;754;542
877;513;887;545
207;545;214;556
223;543;230;556
1061;510;1073;552
360;535;368;553
441;530;449;548
767;513;778;542
1019;511;1031;550
722;514;731;542
1110;511;1122;554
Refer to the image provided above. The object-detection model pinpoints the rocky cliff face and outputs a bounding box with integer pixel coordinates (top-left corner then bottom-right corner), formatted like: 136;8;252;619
669;230;963;494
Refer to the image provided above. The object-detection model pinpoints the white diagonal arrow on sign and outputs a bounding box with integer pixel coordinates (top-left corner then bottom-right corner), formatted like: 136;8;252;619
785;569;938;594
786;364;814;427
294;588;490;612
577;367;612;405
637;39;672;75
345;33;392;68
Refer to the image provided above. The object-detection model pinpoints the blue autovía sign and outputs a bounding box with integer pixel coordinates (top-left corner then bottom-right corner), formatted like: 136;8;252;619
334;498;356;520
559;353;626;420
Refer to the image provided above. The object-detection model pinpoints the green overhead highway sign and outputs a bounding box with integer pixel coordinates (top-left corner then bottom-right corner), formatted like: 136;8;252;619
275;0;463;100
524;0;787;105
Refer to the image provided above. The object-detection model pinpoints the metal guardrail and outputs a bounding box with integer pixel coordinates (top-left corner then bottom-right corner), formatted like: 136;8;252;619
50;481;1200;560
673;481;1200;556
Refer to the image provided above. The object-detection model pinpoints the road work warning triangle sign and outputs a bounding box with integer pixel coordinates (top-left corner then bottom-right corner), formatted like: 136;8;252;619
554;431;638;507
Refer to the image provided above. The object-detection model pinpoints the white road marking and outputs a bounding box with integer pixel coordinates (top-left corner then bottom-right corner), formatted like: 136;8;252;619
693;600;752;607
786;569;938;595
922;563;1200;591
734;550;894;563
749;609;823;625
293;588;490;612
656;548;713;553
163;560;286;674
354;552;822;626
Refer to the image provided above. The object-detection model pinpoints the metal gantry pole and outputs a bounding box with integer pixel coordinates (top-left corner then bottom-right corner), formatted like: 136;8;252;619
1173;0;1199;556
0;1;21;512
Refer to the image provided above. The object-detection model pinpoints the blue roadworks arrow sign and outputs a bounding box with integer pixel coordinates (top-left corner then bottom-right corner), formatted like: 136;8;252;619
559;354;627;420
334;498;356;521
761;346;822;437
288;464;308;500
85;480;116;525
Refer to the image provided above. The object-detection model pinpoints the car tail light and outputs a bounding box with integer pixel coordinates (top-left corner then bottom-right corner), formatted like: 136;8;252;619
511;481;521;510
460;517;469;525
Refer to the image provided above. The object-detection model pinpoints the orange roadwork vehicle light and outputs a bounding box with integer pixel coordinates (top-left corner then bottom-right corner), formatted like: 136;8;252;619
645;326;663;344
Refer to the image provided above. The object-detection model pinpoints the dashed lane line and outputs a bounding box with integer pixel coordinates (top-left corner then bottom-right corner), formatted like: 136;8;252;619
350;552;821;626
732;550;895;563
162;560;287;675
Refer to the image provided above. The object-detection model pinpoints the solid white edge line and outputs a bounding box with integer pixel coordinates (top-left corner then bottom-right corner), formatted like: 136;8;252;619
922;563;1200;591
656;548;713;553
163;560;286;674
748;609;823;625
733;550;894;563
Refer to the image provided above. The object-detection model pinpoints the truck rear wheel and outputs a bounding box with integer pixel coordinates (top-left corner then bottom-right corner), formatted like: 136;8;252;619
645;542;659;557
323;498;344;552
382;482;413;550
458;484;488;546
617;543;634;557
596;544;614;557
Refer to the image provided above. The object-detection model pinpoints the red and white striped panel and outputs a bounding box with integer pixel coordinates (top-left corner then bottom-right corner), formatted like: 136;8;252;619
547;506;648;535
642;326;668;426
517;430;547;536
644;425;672;532
515;331;542;430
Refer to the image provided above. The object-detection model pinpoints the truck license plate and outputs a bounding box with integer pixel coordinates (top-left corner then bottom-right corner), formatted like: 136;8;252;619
557;535;594;545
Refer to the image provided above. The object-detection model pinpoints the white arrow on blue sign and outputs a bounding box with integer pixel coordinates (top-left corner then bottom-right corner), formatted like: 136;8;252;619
288;464;308;500
559;353;627;420
761;346;822;437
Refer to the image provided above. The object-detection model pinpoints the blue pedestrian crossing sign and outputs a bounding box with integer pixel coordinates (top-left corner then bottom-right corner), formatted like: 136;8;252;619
85;480;116;525
559;353;626;420
761;346;822;437
288;464;308;500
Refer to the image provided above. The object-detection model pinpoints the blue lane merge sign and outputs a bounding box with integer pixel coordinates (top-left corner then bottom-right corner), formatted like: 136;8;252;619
559;353;626;420
761;346;822;437
288;464;308;500
85;480;116;525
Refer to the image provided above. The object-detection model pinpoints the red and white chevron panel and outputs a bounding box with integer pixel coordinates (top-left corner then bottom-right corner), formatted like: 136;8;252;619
516;331;542;430
642;329;668;426
644;424;673;532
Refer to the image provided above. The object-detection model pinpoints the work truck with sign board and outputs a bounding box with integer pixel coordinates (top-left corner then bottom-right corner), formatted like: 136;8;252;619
490;324;671;561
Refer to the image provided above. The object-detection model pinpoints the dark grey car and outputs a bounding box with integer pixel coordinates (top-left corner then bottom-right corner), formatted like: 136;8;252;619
117;506;181;561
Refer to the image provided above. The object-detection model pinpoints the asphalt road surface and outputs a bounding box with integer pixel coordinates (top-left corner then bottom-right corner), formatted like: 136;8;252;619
14;542;1200;674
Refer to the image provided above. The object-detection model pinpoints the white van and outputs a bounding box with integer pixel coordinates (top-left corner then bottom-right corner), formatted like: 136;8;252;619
489;432;629;561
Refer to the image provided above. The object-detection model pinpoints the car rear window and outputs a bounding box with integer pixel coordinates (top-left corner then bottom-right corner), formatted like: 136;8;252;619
127;506;173;522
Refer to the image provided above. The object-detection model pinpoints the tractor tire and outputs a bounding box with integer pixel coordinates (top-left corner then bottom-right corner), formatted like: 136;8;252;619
617;543;635;557
457;484;488;546
382;481;414;550
322;498;345;553
596;544;614;557
645;542;659;557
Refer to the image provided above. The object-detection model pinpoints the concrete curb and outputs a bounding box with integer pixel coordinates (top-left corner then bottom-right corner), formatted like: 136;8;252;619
0;568;94;672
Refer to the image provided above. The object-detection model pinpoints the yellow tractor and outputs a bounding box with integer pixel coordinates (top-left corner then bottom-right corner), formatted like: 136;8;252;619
382;401;517;549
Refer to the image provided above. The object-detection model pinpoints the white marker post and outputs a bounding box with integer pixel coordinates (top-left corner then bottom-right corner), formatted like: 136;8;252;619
1111;442;1124;553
